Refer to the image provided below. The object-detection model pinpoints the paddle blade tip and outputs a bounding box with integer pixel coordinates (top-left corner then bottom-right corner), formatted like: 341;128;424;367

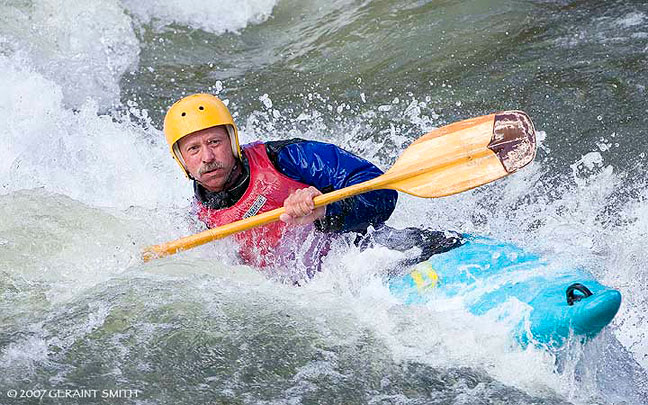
141;246;166;263
490;111;537;173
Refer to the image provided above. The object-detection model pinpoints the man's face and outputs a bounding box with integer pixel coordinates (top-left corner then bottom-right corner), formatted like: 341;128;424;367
177;126;236;192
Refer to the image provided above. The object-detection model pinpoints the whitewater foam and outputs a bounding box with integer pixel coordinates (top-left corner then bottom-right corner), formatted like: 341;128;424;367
122;0;278;34
0;0;139;110
0;50;191;209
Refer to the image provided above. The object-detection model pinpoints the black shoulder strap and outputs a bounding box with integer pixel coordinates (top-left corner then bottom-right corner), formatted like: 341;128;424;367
264;138;306;168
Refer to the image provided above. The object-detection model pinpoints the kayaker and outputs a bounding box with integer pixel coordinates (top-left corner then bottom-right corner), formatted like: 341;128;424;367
164;93;461;281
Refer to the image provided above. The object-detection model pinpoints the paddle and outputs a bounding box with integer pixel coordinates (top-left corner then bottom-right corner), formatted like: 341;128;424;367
142;110;536;262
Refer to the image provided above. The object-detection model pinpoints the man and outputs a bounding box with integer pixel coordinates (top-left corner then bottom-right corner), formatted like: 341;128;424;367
164;94;461;280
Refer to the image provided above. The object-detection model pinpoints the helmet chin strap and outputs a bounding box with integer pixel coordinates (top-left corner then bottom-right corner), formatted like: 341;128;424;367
173;143;187;170
226;125;239;158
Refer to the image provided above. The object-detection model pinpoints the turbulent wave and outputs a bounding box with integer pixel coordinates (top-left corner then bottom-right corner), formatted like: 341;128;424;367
121;0;278;34
0;0;138;110
0;52;187;209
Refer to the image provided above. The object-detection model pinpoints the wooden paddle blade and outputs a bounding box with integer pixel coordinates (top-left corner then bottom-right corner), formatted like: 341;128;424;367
384;110;536;197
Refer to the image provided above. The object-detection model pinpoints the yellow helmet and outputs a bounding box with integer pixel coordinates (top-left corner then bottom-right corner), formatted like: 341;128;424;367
163;93;240;177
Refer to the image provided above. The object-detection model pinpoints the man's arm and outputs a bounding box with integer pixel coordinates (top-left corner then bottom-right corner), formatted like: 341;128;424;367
267;139;398;233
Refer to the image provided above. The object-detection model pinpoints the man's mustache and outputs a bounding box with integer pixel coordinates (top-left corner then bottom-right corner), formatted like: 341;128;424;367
199;161;225;175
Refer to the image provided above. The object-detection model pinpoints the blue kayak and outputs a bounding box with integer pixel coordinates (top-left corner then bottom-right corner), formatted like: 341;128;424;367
388;235;621;348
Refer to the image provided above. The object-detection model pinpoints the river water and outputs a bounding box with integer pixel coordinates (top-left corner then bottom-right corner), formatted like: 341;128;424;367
1;0;647;404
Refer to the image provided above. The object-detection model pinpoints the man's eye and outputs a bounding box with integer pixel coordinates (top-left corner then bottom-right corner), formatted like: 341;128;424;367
208;139;221;145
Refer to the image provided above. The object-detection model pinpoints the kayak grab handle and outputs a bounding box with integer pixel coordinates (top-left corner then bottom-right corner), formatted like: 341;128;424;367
566;283;593;306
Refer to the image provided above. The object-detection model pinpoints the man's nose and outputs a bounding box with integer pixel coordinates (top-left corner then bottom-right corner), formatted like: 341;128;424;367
201;144;215;162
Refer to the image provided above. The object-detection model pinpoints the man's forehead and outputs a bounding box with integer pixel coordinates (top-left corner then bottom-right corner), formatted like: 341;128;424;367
180;126;229;144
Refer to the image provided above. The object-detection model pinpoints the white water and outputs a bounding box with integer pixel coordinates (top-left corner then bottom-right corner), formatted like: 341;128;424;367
0;51;187;209
121;0;278;34
0;0;138;110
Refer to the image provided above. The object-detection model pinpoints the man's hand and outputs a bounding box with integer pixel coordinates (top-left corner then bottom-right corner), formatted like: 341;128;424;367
280;186;326;225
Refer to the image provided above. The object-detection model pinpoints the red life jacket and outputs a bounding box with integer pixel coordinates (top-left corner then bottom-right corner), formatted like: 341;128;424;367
196;142;314;268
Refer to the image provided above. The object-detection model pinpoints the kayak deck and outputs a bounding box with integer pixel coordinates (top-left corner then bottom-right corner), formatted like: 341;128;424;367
388;236;621;348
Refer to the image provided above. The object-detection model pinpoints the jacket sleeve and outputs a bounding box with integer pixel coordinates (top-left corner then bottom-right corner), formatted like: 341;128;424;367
272;140;398;233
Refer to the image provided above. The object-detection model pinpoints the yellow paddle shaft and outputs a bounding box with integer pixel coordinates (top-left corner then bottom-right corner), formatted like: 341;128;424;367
141;148;492;262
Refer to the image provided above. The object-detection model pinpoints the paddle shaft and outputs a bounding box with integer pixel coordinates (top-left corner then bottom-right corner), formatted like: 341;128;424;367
141;147;493;261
